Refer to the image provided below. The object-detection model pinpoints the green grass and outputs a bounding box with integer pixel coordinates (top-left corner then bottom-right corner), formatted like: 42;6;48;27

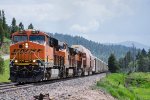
97;72;150;100
0;59;10;82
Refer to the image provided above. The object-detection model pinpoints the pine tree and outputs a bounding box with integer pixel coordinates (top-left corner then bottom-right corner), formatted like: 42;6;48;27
136;50;141;60
148;49;150;58
19;22;24;31
108;54;119;73
0;23;4;46
141;48;147;57
136;49;150;72
123;51;132;68
0;10;2;21
2;10;6;31
1;10;10;38
28;23;34;29
11;17;18;34
0;10;3;45
0;11;2;24
137;56;149;72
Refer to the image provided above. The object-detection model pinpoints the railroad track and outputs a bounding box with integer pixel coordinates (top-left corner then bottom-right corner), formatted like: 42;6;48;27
35;72;107;86
0;82;34;93
0;72;108;93
0;82;17;91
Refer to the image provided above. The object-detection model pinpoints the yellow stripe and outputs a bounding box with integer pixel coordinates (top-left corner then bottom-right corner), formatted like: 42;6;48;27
14;63;38;65
10;59;45;60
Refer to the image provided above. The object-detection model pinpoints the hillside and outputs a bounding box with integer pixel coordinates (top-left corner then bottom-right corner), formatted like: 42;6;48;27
118;41;149;51
49;33;133;62
97;73;150;100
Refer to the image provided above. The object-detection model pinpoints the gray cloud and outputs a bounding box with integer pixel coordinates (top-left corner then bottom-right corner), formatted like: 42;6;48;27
3;0;149;45
0;0;133;30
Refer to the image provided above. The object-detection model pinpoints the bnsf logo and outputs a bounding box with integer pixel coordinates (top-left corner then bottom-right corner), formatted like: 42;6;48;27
11;49;42;55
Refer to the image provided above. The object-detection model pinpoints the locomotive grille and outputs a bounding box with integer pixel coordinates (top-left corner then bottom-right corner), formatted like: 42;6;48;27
16;49;33;63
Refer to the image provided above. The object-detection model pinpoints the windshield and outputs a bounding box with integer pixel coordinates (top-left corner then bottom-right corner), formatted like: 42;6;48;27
13;35;28;43
29;35;45;44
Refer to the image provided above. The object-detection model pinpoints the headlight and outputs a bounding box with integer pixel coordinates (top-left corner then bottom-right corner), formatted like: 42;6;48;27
25;43;28;48
33;60;36;62
25;45;28;48
15;60;18;63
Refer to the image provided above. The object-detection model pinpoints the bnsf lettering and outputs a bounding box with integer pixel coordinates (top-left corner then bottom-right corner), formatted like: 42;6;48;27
11;49;42;55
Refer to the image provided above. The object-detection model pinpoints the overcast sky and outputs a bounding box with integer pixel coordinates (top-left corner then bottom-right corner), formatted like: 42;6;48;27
0;0;150;46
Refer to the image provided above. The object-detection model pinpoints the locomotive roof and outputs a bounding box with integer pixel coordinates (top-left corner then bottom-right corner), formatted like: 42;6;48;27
11;29;56;39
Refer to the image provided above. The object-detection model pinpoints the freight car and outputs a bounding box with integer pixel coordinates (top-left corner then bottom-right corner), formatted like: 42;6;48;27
93;57;108;73
9;29;108;83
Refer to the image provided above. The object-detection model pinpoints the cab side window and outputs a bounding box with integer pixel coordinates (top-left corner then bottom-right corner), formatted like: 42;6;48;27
49;37;53;47
46;36;50;45
49;37;58;47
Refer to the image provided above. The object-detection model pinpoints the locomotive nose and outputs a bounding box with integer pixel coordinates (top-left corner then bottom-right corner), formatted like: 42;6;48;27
10;41;45;65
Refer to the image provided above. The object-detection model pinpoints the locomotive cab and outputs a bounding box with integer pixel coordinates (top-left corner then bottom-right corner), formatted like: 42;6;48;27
10;30;46;64
9;30;52;82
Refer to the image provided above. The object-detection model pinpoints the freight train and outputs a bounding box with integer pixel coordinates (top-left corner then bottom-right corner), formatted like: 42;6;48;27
9;29;108;83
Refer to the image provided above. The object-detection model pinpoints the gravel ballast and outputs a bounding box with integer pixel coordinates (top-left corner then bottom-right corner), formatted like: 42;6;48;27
0;73;115;100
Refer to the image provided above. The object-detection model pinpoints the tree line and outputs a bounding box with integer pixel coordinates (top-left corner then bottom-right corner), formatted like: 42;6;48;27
0;10;34;47
108;48;150;73
51;33;132;62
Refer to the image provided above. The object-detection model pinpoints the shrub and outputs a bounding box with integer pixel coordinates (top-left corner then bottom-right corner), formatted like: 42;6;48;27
0;56;4;74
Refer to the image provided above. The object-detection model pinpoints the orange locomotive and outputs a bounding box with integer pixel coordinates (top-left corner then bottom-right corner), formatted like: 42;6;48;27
10;29;60;82
10;29;108;83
